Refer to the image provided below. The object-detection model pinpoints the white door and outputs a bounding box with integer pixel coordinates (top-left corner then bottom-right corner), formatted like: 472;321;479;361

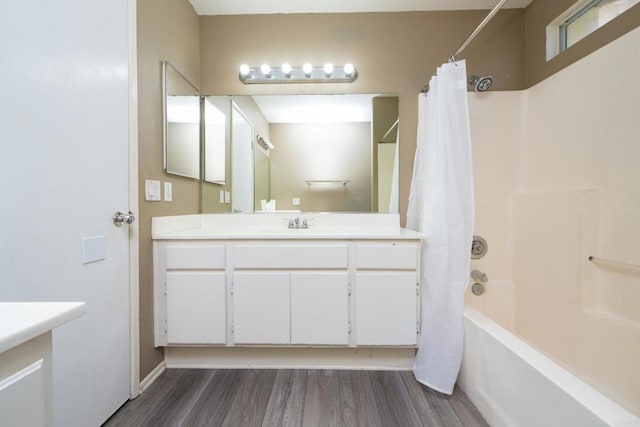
166;272;227;344
355;272;418;345
291;272;349;345
231;103;255;212
0;1;133;426
232;272;290;344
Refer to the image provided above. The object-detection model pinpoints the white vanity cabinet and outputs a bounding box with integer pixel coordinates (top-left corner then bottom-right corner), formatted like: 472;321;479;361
152;214;423;353
157;243;227;345
231;242;350;346
355;242;420;346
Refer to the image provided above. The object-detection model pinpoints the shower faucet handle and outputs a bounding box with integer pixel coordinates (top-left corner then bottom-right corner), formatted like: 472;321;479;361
470;269;488;283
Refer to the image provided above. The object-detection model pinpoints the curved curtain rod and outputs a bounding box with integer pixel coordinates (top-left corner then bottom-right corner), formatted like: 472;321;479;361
421;0;508;93
449;0;509;63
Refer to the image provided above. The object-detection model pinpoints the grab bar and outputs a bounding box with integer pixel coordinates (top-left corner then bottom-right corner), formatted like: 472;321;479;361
588;256;640;272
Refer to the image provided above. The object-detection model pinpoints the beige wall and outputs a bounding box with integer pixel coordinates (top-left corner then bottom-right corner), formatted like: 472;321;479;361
137;0;200;378
270;122;371;212
524;0;640;87
199;10;526;224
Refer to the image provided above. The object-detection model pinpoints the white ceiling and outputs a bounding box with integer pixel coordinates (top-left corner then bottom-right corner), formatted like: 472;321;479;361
189;0;534;15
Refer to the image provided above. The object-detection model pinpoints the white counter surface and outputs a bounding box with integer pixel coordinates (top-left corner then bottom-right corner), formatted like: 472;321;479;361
152;213;424;240
0;302;86;354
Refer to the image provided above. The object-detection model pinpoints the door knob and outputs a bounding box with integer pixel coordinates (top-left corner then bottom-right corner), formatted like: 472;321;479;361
113;211;135;226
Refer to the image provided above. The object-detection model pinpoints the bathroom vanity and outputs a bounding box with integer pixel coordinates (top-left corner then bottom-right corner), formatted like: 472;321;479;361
0;302;85;427
152;213;423;369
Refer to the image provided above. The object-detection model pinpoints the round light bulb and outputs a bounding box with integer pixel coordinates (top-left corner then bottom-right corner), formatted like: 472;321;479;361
344;63;355;76
302;63;313;75
260;63;271;75
323;62;334;75
239;64;250;76
281;62;292;75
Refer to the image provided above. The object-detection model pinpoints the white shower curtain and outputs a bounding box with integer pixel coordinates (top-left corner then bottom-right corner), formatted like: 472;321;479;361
407;60;475;394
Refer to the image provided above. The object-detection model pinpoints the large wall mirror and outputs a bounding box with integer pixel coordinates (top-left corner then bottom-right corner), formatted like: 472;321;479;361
163;61;200;179
201;94;399;213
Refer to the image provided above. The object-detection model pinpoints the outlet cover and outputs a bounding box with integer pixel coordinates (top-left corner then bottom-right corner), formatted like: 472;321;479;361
292;197;300;206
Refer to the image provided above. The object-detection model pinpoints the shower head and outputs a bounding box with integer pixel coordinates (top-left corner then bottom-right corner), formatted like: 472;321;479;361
469;75;493;92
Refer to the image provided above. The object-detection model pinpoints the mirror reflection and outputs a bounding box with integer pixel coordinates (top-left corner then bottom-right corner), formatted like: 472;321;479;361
203;97;226;184
163;61;200;180
201;94;399;213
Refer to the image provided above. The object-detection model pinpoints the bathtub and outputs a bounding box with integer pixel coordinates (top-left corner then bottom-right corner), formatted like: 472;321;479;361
458;304;639;426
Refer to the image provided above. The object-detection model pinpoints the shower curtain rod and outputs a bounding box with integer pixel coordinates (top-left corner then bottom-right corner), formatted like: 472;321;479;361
421;0;507;92
448;0;508;62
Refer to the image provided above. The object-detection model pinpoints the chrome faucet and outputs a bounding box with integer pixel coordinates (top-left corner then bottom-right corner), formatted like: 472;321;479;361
285;217;312;229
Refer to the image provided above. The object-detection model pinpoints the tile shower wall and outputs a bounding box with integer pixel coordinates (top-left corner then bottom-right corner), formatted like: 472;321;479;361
465;93;521;330
515;26;640;414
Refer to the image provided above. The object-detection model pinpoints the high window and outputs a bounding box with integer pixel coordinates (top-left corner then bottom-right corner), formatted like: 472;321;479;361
547;0;640;60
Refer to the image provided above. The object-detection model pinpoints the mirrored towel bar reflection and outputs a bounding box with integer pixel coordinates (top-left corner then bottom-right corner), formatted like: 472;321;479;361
588;256;640;272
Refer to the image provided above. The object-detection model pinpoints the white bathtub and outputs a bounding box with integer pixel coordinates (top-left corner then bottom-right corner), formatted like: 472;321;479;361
458;305;639;427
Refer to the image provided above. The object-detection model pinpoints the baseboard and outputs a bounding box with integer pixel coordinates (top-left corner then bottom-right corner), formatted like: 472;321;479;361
164;347;416;370
139;360;166;394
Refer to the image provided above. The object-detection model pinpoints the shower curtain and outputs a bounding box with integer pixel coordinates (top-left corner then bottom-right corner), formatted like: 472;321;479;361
407;60;475;394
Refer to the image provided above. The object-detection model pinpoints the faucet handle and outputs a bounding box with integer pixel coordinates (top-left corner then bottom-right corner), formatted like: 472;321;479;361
283;217;295;228
301;217;314;228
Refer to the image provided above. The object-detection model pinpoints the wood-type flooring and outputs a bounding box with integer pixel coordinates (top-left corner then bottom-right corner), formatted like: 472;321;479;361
104;369;488;427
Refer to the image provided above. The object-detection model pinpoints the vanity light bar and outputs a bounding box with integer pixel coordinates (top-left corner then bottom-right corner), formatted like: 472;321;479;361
238;63;358;84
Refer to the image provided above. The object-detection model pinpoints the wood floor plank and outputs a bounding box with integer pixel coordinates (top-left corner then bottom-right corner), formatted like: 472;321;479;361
368;371;423;427
105;368;488;427
301;371;342;427
221;369;277;427
262;369;307;427
398;370;448;427
103;369;215;427
450;385;489;427
182;369;245;426
337;370;383;427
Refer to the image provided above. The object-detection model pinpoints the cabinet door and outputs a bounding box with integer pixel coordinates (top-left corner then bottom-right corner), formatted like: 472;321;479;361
166;272;226;344
355;272;418;345
233;272;290;344
291;272;349;345
0;360;46;427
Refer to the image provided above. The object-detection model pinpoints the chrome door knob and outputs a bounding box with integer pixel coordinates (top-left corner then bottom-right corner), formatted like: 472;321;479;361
113;211;135;226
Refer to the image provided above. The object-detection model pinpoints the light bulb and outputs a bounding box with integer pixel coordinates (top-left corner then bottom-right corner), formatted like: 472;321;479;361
281;62;292;75
239;64;250;76
323;62;334;75
260;63;271;76
302;63;313;76
344;63;355;76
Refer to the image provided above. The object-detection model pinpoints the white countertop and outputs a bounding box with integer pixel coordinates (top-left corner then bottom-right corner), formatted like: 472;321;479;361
153;226;424;240
152;213;425;240
0;302;86;354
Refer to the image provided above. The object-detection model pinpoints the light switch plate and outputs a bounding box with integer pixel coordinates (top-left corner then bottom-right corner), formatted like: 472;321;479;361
164;182;172;202
145;179;161;201
220;190;225;203
292;197;300;206
224;191;231;204
82;236;106;264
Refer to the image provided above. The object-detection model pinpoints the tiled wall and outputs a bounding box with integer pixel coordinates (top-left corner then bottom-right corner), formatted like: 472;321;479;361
465;92;521;330
514;26;640;414
464;26;640;415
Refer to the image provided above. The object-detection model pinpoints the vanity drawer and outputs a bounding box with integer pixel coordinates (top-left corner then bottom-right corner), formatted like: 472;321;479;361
166;244;226;269
356;242;419;270
234;243;348;269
